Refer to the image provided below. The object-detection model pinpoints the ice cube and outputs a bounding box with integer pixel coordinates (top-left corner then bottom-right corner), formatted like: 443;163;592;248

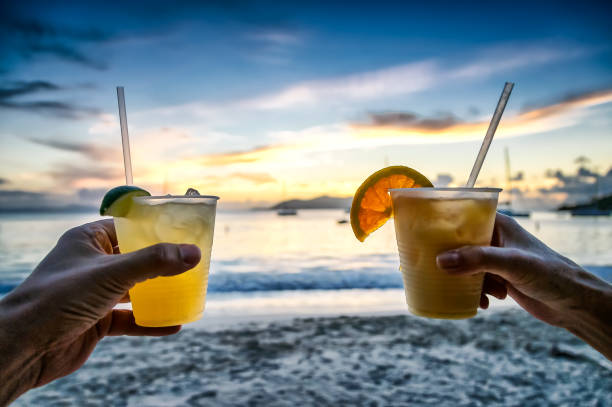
153;204;211;244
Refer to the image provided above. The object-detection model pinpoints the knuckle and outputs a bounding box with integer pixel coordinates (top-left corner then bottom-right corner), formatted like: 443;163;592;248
504;248;524;262
464;246;485;265
151;244;180;266
59;225;84;242
495;212;518;234
496;212;517;226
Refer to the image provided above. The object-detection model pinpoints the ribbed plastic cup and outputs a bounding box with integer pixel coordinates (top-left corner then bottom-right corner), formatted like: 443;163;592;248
114;195;218;327
390;188;500;319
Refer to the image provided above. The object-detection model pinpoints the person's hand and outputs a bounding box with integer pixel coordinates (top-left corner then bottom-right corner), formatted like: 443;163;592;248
436;213;612;360
0;220;201;405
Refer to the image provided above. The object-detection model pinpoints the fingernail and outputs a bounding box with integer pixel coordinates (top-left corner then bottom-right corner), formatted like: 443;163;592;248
179;244;201;267
436;251;460;268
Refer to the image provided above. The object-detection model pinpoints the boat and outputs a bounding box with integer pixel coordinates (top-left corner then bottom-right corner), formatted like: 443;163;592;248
498;147;530;218
276;182;298;216
570;208;611;217
497;208;530;217
277;208;297;216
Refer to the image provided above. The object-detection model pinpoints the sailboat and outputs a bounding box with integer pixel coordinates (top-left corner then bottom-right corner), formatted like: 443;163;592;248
497;147;530;217
277;207;298;216
277;181;297;216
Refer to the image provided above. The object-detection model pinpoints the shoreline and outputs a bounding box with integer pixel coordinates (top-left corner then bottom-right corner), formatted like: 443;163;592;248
190;288;518;330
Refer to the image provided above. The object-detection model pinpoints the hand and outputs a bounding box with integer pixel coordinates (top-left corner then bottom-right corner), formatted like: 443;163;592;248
436;213;612;360
0;220;201;405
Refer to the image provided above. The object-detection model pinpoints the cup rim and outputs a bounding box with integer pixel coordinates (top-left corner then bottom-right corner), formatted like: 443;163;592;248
389;187;502;193
134;195;220;203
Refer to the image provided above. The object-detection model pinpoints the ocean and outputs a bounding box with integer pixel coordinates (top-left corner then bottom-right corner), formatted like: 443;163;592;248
4;210;612;406
1;209;611;299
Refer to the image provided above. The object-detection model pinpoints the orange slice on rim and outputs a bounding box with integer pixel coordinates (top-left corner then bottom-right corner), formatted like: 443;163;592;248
350;166;433;242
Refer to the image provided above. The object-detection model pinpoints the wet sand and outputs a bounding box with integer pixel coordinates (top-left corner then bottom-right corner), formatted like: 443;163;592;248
16;309;611;406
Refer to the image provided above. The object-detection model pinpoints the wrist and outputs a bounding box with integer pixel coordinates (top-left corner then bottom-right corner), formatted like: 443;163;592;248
0;295;43;405
562;268;612;360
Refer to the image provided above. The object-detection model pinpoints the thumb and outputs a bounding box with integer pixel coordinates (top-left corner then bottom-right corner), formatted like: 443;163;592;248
436;245;542;287
105;243;201;288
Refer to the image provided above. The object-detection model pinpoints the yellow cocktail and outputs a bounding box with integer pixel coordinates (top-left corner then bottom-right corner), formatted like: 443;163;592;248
390;188;500;319
114;195;218;327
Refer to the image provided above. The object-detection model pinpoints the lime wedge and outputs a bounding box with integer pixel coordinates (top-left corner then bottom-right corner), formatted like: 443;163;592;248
100;186;150;216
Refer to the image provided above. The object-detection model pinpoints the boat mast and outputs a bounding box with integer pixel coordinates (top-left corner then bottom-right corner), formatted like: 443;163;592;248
504;147;512;208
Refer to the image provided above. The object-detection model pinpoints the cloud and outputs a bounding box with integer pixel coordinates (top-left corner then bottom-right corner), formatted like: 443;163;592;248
0;80;101;118
186;86;612;171
77;187;109;202
148;42;589;121
240;60;438;110
7;18;108;42
433;174;454;187
236;43;585;111
26;43;108;70
540;165;612;203
510;172;524;182
47;163;123;187
0;189;52;209
0;178;8;185
364;112;463;131
0;80;61;98
0;100;100;118
200;144;291;166
248;30;302;46
0;188;96;210
447;43;583;81
27;137;119;161
0;189;44;198
230;172;277;185
88;114;119;135
577;167;599;178
0;15;110;71
243;28;304;65
351;87;612;142
1;2;302;74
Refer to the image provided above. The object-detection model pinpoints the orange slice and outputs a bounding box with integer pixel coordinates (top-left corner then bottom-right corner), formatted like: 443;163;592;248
350;166;433;242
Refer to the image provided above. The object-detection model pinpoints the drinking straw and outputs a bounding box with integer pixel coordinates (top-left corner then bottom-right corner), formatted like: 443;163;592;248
466;82;514;188
116;86;133;185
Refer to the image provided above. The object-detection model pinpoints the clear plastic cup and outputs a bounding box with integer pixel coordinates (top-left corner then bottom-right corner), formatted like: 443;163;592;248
114;195;218;327
390;188;501;319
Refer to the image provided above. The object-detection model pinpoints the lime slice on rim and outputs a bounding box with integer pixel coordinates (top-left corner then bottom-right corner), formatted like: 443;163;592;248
100;186;150;216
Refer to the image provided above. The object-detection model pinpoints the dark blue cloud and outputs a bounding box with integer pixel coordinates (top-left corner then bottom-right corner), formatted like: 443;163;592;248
0;80;99;118
541;165;612;203
0;80;61;99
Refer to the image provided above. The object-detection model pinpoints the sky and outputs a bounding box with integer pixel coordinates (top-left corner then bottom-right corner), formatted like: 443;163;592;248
1;0;611;210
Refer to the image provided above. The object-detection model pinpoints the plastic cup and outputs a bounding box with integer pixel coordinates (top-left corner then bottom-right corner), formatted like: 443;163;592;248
114;195;219;327
390;188;501;319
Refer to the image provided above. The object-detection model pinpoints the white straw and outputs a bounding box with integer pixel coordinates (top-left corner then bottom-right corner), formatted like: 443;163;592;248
466;82;514;188
116;86;133;185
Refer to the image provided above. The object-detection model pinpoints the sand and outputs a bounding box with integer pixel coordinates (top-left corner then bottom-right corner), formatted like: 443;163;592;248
15;309;611;406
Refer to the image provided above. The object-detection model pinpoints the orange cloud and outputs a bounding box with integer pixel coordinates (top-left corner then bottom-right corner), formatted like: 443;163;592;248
200;144;291;166
230;172;277;185
351;88;612;141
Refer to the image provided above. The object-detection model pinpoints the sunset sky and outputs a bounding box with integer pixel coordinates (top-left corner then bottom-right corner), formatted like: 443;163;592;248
1;1;611;210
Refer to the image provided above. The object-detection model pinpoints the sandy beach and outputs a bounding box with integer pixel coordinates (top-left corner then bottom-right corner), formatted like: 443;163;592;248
15;308;611;406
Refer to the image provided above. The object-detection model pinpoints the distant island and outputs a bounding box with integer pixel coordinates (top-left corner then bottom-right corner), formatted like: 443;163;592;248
267;195;352;210
558;193;612;211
